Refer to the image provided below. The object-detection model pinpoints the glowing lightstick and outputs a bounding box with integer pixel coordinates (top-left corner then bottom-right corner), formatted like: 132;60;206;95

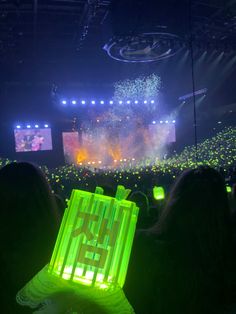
48;185;139;290
153;186;165;200
226;186;232;193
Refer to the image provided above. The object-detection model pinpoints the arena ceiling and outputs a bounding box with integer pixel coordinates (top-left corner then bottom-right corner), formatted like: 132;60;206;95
0;0;236;64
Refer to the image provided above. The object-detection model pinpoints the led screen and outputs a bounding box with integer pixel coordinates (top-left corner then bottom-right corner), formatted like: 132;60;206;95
14;128;53;152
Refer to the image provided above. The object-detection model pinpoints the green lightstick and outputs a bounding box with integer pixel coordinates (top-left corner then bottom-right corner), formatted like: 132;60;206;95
226;185;232;193
153;186;165;200
49;185;139;290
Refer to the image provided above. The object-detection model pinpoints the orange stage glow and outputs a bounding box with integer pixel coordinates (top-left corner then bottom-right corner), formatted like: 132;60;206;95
76;148;89;164
108;145;122;161
64;123;175;167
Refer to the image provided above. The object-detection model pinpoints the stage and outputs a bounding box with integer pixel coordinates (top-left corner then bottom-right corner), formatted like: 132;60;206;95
62;121;176;168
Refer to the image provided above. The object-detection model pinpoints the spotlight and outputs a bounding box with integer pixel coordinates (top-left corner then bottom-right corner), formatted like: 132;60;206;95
98;161;102;164
62;100;67;105
144;100;147;104
165;120;169;124
109;100;114;105
81;100;86;104
71;100;77;105
127;100;131;104
100;100;104;104
160;120;163;124
152;121;156;124
35;124;39;128
151;100;155;104
91;100;96;105
119;100;123;104
16;125;21;129
26;125;31;128
134;100;138;104
172;120;176;123
44;124;49;128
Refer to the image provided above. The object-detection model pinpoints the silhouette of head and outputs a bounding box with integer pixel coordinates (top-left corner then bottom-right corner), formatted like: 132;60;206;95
155;166;231;259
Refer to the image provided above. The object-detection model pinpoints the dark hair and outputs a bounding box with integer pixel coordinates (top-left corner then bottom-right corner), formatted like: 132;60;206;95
0;162;60;312
129;191;150;228
146;166;236;312
152;166;232;257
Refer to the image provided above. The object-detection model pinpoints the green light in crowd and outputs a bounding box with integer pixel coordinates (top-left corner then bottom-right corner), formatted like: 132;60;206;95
153;186;165;200
49;185;139;290
226;186;232;193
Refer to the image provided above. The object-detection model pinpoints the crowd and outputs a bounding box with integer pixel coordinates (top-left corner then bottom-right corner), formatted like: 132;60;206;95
0;127;235;200
46;126;236;200
0;126;236;313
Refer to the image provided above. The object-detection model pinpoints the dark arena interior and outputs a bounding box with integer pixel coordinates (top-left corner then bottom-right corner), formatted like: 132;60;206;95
1;1;236;313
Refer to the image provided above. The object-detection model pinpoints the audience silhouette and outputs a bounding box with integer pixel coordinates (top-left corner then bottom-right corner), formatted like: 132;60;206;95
1;162;236;314
0;162;60;313
125;166;236;314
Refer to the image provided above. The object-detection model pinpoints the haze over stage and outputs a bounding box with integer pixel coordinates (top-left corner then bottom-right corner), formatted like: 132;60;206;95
62;122;176;168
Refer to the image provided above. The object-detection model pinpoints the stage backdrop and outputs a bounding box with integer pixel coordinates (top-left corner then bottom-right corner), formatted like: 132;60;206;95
62;123;175;167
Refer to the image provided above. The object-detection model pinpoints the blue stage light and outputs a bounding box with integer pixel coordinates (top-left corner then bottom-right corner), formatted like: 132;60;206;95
26;125;31;128
160;120;163;124
119;100;123;104
81;100;86;104
100;100;105;104
16;125;21;129
62;100;67;105
172;120;176;123
127;100;131;104
134;100;138;104
152;121;156;124
44;124;49;128
35;124;39;128
91;100;96;105
151;100;155;104
144;100;147;104
71;100;77;105
109;100;113;105
165;120;169;124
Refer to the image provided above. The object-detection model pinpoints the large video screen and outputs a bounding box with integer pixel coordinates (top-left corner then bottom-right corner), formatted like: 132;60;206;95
14;128;53;152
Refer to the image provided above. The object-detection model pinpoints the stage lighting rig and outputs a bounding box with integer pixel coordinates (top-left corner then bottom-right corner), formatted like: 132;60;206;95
178;88;208;101
104;0;187;62
103;32;184;63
